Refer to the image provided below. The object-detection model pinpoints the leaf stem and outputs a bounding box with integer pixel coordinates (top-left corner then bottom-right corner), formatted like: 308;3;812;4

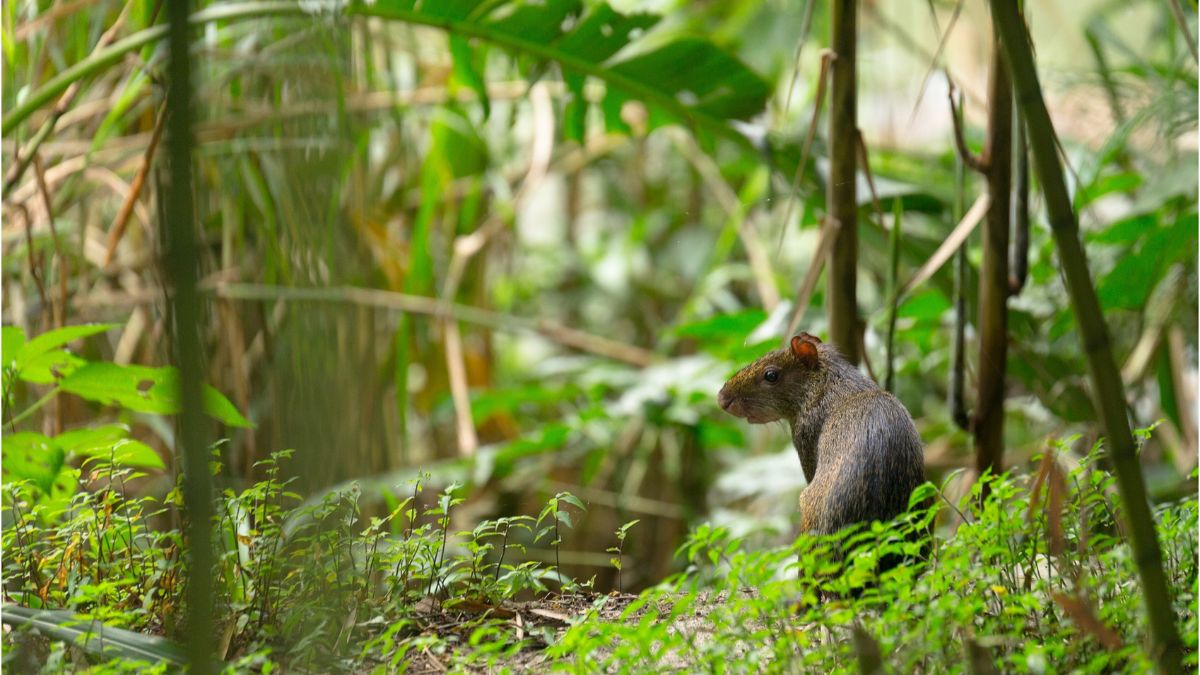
8;387;61;428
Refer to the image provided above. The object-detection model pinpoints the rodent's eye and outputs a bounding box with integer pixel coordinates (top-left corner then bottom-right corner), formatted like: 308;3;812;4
764;369;780;384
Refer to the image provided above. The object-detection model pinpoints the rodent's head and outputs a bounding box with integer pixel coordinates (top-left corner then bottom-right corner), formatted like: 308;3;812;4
717;332;824;424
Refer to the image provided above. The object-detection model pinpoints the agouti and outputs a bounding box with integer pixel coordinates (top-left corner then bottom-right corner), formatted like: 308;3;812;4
717;332;925;536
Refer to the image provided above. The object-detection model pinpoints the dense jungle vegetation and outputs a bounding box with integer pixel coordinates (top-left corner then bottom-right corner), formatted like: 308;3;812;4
2;0;1197;672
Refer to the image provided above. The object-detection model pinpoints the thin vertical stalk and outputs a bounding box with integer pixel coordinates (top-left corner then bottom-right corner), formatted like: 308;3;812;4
950;90;970;431
883;199;901;392
1009;109;1030;296
989;3;1184;671
164;0;214;671
828;0;859;363
974;35;1012;481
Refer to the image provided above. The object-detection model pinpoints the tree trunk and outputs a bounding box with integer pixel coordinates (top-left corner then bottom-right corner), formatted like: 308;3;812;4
975;39;1012;480
827;0;859;363
988;3;1184;672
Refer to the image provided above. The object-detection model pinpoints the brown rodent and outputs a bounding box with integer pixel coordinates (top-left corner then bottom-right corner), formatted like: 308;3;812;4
717;332;925;536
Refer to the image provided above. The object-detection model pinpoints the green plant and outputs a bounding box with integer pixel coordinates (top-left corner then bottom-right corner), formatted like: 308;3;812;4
607;519;640;593
550;435;1199;672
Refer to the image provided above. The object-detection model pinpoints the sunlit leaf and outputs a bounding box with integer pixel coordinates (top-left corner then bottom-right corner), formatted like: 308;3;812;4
18;324;115;367
58;363;252;428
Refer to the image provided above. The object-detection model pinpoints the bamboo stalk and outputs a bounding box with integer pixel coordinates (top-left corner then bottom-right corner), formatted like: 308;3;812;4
828;0;859;363
988;3;1184;671
950;91;970;431
974;35;1013;481
163;0;215;671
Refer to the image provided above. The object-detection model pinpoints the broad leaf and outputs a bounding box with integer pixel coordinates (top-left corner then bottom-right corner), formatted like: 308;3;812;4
16;348;86;384
2;432;65;494
57;424;164;469
18;324;116;370
358;0;770;146
59;363;253;428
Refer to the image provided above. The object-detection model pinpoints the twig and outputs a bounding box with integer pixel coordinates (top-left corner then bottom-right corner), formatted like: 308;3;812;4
947;82;987;173
782;215;841;340
777;49;833;255
3;0;137;194
15;201;49;315
214;283;656;367
672;130;779;310
897;193;989;300
1167;0;1199;64
104;100;168;268
32;154;68;330
907;0;965;128
853;129;887;236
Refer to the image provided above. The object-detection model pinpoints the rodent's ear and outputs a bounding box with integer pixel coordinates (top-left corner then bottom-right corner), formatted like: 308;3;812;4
790;335;819;366
797;332;822;344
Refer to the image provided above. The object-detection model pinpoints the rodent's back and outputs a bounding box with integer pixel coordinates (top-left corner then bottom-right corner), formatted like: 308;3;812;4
801;389;925;536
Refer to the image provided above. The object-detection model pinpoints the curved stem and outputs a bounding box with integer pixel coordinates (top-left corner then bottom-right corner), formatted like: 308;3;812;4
8;387;60;428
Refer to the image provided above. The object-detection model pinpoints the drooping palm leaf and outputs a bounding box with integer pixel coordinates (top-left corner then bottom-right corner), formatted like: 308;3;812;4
3;0;772;150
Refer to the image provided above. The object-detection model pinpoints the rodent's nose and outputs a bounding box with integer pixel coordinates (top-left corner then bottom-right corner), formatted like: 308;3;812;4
717;388;733;411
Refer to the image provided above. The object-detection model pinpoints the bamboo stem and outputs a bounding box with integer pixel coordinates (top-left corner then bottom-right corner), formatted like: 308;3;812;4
163;0;215;670
974;35;1013;481
988;3;1184;671
828;0;859;363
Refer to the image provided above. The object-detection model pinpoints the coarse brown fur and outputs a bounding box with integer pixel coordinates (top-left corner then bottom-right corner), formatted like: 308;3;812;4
717;333;925;537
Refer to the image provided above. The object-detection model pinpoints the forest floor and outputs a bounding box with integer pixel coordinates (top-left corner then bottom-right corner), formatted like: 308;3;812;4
356;590;751;673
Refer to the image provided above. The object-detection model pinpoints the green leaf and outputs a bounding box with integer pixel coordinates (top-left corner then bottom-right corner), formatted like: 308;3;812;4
558;493;586;511
41;468;79;521
3;326;26;371
58;363;253;428
2;432;65;494
54;424;133;455
60;363;179;414
1077;171;1143;208
362;0;768;145
203;385;253;428
449;35;490;119
555;509;574;529
80;438;164;470
16;349;86;384
18;324;116;370
1;605;187;665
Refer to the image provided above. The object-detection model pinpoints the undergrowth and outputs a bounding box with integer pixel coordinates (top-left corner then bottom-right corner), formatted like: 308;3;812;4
2;438;1197;673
